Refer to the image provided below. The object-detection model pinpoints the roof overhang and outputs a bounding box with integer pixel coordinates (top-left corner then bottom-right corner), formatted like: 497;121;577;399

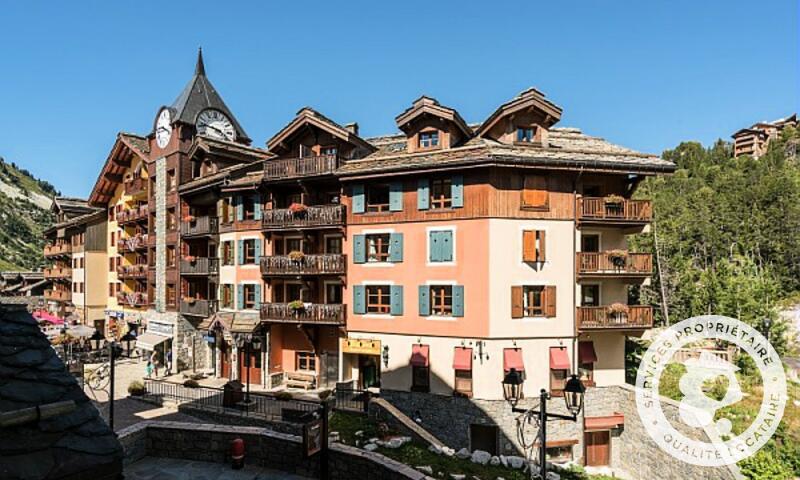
88;134;149;206
395;96;473;139
476;88;563;138
266;108;376;155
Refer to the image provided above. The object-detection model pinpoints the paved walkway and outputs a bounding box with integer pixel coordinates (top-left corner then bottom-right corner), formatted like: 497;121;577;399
125;457;312;480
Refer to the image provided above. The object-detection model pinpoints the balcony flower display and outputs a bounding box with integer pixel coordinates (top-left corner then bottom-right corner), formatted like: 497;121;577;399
288;203;307;215
183;255;197;263
288;250;305;262
288;300;305;312
607;302;630;317
183;214;196;223
607;249;629;268
604;194;625;205
184;296;197;304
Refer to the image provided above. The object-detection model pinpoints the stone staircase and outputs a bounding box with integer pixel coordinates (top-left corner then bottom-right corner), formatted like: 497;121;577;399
370;396;447;450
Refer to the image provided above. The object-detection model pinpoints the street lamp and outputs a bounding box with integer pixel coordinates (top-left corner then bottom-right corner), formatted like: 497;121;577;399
120;330;137;358
502;371;586;480
89;329;105;351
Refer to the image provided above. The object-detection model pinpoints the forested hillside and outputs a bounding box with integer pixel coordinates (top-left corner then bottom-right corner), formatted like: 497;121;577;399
0;157;57;270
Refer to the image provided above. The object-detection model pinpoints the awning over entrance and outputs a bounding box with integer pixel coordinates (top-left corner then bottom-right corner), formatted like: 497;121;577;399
453;347;472;370
549;347;570;370
204;312;261;334
503;348;525;372
579;341;598;363
585;413;625;431
136;332;170;351
410;344;429;367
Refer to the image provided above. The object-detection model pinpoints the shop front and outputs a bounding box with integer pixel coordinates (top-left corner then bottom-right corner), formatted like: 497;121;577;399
341;337;382;389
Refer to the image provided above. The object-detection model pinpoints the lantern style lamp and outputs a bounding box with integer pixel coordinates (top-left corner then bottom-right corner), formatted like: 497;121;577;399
120;330;137;357
564;374;586;416
251;335;262;351
89;329;106;351
382;345;390;368
501;368;524;408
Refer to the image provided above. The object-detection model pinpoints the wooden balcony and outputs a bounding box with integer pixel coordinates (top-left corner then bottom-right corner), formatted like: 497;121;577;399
260;303;345;326
264;154;340;180
117;265;148;280
116;291;149;307
262;204;345;231
578;197;652;225
44;243;72;257
117;205;149;225
44;267;72;280
576;252;652;279
117;234;149;252
180;216;219;237
180;257;220;276
260;254;346;276
577;305;653;331
124;177;147;196
45;289;71;302
180;299;218;317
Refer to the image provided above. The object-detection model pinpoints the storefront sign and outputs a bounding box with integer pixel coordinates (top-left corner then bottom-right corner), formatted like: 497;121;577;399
146;321;173;337
104;310;125;319
303;417;323;458
342;338;381;356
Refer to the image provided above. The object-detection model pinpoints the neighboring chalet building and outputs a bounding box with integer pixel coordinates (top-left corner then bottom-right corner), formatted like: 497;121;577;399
732;113;797;158
0;271;47;298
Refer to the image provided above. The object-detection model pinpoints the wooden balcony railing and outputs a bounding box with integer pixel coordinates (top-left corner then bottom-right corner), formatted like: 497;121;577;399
45;289;71;302
117;205;149;224
577;305;653;330
260;303;345;325
180;257;220;276
262;204;345;230
44;267;72;279
264;154;340;180
116;291;149;307
579;197;652;223
260;254;346;276
44;243;72;257
124;177;147;196
180;216;219;236
180;299;218;317
117;234;149;252
117;264;148;279
576;252;653;276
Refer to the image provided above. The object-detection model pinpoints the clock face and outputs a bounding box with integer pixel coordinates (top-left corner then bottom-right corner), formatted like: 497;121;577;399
155;109;172;148
196;109;236;141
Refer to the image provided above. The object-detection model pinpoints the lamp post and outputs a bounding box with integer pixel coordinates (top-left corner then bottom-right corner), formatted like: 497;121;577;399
88;329;136;432
502;369;586;480
762;317;772;343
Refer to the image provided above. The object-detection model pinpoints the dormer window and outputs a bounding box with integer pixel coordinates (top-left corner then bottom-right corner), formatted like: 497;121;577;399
517;127;537;143
419;131;440;149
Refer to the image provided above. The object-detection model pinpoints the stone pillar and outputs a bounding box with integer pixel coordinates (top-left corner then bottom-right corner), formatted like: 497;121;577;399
154;157;167;313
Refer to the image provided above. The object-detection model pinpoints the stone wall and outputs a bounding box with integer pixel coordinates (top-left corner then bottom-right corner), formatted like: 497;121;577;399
117;421;429;480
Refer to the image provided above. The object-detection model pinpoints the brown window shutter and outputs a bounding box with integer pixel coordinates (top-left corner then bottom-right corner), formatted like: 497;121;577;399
522;231;536;262
511;286;524;318
522;175;549;208
537;230;546;262
545;286;557;317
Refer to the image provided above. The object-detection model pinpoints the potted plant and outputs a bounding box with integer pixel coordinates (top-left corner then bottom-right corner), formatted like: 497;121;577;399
607;303;629;321
288;300;305;312
183;214;196;223
288;203;307;215
607;249;628;268
604;194;625;205
288;250;305;262
128;380;146;396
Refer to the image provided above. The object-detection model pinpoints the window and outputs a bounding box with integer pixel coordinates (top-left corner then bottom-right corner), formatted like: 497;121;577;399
579;362;595;387
522;230;546;263
222;241;234;265
242;239;257;264
524;286;545;317
366;184;390;213
419;130;439;149
545;444;574;463
325;236;343;254
430;285;453;316
242;195;256;220
109;207;115;222
167;208;176;230
167;246;176;267
521;174;549;209
453;347;473;397
285;193;303;207
581;285;600;307
578;341;597;387
366;285;391;314
366;234;390;262
243;284;258;309
167;169;176;191
550;368;567;396
325;283;343;304
221;284;234;309
428;230;454;263
296;352;316;371
430;178;452;209
166;284;176;306
455;369;472;397
109;283;115;297
220;197;234;224
511;285;556;318
110;231;115;247
79;258;84;268
320;146;338;156
517;126;536;143
581;234;600;253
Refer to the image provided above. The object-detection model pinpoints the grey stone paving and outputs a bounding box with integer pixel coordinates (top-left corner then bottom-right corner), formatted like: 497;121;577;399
125;457;312;480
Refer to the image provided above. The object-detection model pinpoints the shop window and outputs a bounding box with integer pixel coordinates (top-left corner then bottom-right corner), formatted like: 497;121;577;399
296;352;316;372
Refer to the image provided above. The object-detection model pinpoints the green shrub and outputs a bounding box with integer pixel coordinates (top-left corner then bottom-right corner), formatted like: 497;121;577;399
128;380;145;396
183;379;200;388
738;449;794;480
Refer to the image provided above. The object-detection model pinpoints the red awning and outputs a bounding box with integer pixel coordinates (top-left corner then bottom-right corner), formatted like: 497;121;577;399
585;413;625;431
579;341;598;364
549;347;570;370
453;347;472;371
503;348;525;372
411;344;430;367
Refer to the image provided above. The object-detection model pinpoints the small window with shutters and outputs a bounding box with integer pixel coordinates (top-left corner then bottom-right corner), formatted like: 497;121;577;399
511;285;556;318
522;174;549;209
522;230;546;263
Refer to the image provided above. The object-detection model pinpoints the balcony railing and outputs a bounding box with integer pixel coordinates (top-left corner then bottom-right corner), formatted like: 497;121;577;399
576;252;653;276
180;257;220;276
577;305;653;330
44;267;72;279
116;291;149;307
117;264;148;279
260;254;346;276
118;205;149;224
264;154;340;180
262;204;345;230
180;216;219;237
44;289;71;302
44;243;72;257
124;177;147;196
117;234;149;252
180;299;218;317
260;303;345;325
579;197;652;223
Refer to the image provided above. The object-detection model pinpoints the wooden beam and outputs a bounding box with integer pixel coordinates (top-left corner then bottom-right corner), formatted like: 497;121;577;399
105;173;123;183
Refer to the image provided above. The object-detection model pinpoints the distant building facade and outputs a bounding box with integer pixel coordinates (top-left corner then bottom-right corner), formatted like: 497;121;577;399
732;113;797;158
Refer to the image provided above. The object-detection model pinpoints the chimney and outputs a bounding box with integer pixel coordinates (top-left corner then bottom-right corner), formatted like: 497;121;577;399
345;122;359;136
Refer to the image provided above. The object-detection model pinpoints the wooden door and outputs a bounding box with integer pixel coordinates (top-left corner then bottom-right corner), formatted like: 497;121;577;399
220;340;231;379
238;346;262;385
585;431;610;466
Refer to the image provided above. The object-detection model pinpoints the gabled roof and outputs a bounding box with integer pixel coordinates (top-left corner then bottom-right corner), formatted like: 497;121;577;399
475;87;563;137
169;49;250;144
51;197;96;218
187;135;272;164
88;133;149;206
395;96;472;139
266;107;376;155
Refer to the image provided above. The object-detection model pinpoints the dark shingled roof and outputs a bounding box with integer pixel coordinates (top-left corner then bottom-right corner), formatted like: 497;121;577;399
0;303;123;479
52;197;97;218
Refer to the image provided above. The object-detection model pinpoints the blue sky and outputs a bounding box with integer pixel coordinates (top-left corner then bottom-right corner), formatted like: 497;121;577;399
0;1;796;197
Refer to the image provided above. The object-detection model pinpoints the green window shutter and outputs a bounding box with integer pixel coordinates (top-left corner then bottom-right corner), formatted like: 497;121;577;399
418;285;430;316
352;184;365;214
389;181;403;211
429;231;440;262
441;230;453;262
451;175;464;208
389;233;403;262
254;283;262;309
390;285;403;315
417;179;430;210
353;235;366;263
237;240;244;265
237;284;244;310
236;195;244;221
254;239;262;263
353;285;366;314
452;285;465;317
253;194;263;220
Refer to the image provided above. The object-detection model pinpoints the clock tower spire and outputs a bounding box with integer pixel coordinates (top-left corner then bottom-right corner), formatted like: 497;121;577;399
195;47;205;76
